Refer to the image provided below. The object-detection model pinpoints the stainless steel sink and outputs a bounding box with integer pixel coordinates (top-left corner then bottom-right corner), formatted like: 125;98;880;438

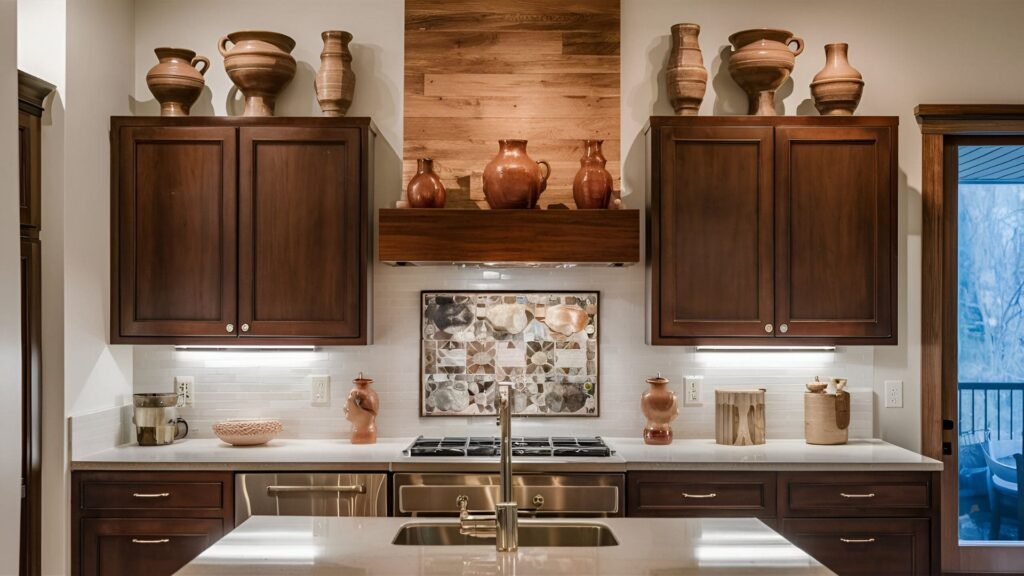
392;521;618;547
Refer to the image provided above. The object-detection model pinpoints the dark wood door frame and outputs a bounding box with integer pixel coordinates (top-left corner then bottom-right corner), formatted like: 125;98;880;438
917;104;1024;574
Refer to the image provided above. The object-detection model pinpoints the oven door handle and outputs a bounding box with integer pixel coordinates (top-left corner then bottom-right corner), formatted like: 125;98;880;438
267;485;366;495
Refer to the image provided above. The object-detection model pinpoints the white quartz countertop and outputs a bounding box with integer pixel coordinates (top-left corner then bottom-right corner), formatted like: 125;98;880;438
72;437;941;472
175;516;835;576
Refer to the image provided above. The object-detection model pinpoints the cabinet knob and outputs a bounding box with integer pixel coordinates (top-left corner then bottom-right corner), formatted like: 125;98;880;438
226;324;234;333
779;323;789;333
241;323;250;333
764;323;773;333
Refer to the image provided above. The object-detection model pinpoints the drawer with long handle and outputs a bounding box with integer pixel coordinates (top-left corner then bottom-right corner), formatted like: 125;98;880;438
781;518;930;576
235;473;387;523
79;518;224;576
627;471;776;517
80;478;226;512
780;472;932;517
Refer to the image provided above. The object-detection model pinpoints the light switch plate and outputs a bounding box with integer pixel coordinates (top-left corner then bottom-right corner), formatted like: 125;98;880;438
884;380;903;408
174;376;195;407
311;375;330;406
683;375;704;406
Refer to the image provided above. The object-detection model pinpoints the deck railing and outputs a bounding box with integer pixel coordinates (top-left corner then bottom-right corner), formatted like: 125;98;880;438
959;382;1024;440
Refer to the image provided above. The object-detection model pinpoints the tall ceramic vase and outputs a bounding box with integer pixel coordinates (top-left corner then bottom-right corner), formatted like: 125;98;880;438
727;28;804;116
146;47;209;117
345;373;379;444
315;30;356;117
666;23;707;116
810;43;864;116
573;140;614;209
640;375;678;445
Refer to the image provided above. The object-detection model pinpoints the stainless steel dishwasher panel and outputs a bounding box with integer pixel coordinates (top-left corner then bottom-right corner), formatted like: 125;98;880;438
235;473;387;524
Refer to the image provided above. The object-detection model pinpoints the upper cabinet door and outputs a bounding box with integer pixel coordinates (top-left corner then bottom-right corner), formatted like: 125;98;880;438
19;110;40;230
115;126;238;339
774;126;896;340
238;127;366;342
654;126;775;342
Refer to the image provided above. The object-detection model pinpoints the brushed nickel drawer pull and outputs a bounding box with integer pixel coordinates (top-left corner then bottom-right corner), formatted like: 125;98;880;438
682;492;717;499
132;538;170;544
840;492;876;498
132;492;170;498
840;537;876;544
267;485;366;495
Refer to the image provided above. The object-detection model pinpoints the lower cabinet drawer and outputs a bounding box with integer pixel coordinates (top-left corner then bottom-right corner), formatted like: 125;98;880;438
627;472;776;517
782;518;930;576
80;518;224;576
781;472;932;517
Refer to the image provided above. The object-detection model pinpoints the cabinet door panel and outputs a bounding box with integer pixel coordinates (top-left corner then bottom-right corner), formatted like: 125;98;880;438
238;127;364;340
80;518;222;576
19;110;40;229
782;518;929;576
775;126;895;339
116;127;237;338
655;126;774;340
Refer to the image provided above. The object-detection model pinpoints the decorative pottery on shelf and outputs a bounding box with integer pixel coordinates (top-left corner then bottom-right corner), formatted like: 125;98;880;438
715;388;766;446
727;28;804;116
145;47;210;117
810;43;864;116
572;140;614;209
406;158;446;208
666;23;707;116
804;377;850;445
346;373;379;444
315;30;356;117
641;374;678;445
219;30;296;117
212;418;283;446
482;140;551;209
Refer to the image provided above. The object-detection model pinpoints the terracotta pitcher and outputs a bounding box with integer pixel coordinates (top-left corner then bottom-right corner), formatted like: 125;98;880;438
315;30;356;117
573;140;614;209
666;23;707;115
146;47;209;117
728;28;804;116
219;30;296;117
482;140;551;209
810;43;864;116
641;375;678;445
406;158;446;208
345;373;379;444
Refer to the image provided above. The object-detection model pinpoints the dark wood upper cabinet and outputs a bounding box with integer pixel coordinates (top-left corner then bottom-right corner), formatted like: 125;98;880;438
111;117;373;345
648;117;898;346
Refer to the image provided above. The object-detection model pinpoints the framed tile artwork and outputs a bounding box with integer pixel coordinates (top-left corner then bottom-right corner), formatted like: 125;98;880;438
420;291;599;416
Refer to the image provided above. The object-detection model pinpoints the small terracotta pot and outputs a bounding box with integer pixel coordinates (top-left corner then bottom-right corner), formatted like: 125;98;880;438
573;140;614;209
641;375;678;445
407;158;446;208
666;23;707;116
728;28;804;116
146;47;209;117
482;140;550;209
810;43;864;116
219;30;296;117
315;30;356;117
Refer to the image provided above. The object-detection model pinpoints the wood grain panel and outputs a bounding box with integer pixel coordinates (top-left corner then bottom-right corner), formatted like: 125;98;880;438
404;0;620;208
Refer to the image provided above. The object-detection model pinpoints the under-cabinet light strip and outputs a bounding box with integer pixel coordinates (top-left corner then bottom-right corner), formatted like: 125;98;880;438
695;346;837;352
173;345;318;352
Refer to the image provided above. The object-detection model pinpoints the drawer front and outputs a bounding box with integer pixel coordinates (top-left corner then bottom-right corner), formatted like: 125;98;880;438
80;518;223;576
782;518;930;576
782;473;931;517
83;481;224;511
628;472;776;517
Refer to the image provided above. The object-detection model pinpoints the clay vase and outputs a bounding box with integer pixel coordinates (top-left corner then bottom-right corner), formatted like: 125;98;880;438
146;47;210;117
345;373;379;444
810;43;864;116
573;140;614;209
641;375;678;445
407;158;446;208
218;30;296;117
482;140;551;209
666;23;707;115
728;28;804;116
315;30;356;117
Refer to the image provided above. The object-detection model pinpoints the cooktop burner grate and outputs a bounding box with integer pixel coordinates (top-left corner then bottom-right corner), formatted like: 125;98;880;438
404;436;613;457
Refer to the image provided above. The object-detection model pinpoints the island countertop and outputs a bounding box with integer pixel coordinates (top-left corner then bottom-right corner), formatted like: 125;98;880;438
175;516;836;576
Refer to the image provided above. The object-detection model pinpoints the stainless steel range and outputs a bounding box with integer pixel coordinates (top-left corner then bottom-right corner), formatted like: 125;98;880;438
404;435;614;457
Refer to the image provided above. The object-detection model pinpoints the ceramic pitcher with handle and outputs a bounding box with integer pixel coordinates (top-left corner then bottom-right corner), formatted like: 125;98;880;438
482;140;551;209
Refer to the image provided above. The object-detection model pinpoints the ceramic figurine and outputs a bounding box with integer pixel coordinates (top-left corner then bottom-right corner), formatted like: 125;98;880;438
641;374;678;444
145;47;209;116
406;158;446;208
810;43;864;115
727;28;804;115
345;373;379;444
482;140;551;209
666;23;707;115
572;140;614;209
219;30;296;117
315;30;356;117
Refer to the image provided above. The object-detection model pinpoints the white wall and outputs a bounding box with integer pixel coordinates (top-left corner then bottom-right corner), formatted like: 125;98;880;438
1;0;22;573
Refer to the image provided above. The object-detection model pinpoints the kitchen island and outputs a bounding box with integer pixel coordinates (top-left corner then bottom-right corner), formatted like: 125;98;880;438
175;516;835;576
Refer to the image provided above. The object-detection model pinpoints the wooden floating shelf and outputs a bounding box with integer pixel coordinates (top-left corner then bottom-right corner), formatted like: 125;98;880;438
378;208;640;266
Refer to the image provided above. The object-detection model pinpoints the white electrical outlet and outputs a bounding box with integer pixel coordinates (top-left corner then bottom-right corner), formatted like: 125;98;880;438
311;375;330;406
174;376;195;407
683;375;704;406
884;380;903;408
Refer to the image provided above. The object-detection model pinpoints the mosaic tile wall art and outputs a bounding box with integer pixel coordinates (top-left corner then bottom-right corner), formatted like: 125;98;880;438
421;291;599;417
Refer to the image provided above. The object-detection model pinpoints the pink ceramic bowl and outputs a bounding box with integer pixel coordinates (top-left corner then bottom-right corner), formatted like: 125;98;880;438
212;419;283;446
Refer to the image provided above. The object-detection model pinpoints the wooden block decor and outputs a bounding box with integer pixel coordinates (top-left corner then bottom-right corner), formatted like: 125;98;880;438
715;389;767;446
404;0;621;209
